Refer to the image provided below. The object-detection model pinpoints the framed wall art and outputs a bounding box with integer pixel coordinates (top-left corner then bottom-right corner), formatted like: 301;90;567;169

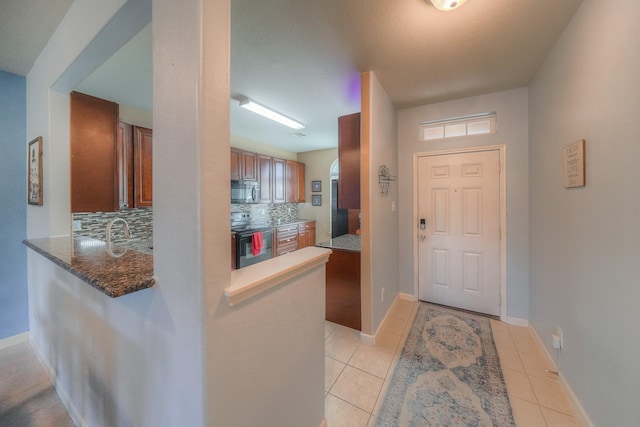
563;139;585;188
28;136;43;205
311;194;322;206
312;180;322;192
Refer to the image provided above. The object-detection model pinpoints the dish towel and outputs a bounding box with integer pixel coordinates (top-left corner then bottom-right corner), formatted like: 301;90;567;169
252;231;264;256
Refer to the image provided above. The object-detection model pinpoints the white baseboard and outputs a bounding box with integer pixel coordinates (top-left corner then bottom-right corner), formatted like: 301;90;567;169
398;292;418;302
505;316;529;327
528;323;594;427
359;331;375;346
0;332;29;350
29;337;89;427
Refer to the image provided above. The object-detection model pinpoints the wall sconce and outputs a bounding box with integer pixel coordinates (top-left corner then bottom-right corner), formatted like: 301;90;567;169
378;165;397;197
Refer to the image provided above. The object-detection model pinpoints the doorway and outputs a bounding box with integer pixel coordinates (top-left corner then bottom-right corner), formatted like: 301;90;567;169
416;147;505;317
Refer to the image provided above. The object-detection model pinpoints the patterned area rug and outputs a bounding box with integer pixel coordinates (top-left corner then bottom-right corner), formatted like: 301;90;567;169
374;303;515;426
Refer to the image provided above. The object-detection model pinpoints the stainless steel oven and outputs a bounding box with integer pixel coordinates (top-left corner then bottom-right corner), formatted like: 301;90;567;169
235;227;272;268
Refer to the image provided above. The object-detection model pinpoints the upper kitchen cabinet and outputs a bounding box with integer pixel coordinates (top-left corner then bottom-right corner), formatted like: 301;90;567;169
272;157;286;203
133;126;153;207
286;160;305;203
71;91;120;213
338;113;361;209
230;148;257;180
117;121;134;209
257;154;273;203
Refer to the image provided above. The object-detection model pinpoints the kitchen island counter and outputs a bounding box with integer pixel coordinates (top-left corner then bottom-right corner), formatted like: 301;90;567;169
24;236;154;298
316;234;361;253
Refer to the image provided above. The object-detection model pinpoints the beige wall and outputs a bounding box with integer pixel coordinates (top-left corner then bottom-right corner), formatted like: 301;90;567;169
120;103;152;128
297;148;338;243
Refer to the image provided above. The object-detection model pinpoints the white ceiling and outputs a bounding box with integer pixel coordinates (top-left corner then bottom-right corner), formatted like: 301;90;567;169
0;0;583;153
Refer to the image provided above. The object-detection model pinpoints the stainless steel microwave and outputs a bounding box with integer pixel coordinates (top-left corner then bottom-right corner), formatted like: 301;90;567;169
231;180;259;204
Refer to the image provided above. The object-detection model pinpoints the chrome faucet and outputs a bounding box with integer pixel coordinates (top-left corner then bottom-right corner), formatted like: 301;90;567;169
105;218;131;258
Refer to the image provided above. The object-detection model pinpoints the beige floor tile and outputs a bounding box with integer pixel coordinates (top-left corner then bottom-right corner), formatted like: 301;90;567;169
325;322;338;339
387;303;412;322
510;397;547;427
497;346;525;372
330;366;384;413
325;356;346;392
490;319;510;334
493;330;517;351
325;334;359;363
541;407;582;426
512;332;541;355
325;394;370;427
373;330;402;354
529;375;576;416
348;345;393;379
508;323;531;337
502;368;537;403
379;316;406;335
333;325;363;343
520;351;557;379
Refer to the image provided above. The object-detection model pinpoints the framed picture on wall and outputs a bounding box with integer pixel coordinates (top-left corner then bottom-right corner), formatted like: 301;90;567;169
28;136;43;205
312;194;322;206
312;180;322;192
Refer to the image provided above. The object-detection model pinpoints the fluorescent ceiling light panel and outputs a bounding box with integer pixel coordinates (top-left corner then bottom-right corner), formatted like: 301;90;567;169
238;97;305;130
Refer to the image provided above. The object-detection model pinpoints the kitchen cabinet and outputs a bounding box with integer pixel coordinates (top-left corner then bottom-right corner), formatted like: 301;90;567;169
326;248;361;330
298;221;316;249
338;112;361;209
230;148;257;181
274;224;299;256
231;233;237;270
133;126;153;207
71;91;120;213
286;160;306;203
272;158;286;203
257;154;272;203
117;121;134;209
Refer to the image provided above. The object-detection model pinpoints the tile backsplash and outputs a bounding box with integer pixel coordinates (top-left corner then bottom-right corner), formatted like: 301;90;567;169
231;203;298;226
73;208;153;247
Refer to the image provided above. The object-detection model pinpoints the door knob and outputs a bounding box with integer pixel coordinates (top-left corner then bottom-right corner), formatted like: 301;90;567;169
419;234;426;241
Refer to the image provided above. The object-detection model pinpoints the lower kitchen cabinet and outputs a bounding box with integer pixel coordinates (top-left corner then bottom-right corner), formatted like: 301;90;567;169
298;221;316;248
274;224;299;256
325;249;361;330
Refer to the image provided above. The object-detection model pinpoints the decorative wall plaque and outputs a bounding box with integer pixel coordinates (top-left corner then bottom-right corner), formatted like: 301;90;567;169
563;139;585;188
28;136;43;205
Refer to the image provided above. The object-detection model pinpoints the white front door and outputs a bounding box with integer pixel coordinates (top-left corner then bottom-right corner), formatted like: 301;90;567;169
417;149;501;316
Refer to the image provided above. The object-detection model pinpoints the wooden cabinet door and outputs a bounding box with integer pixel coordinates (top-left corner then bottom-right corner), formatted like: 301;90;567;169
117;121;134;209
272;158;286;203
230;148;242;180
134;126;153;207
242;151;257;180
296;162;306;202
285;160;298;203
338;113;361;209
298;221;316;249
70;91;119;213
257;155;273;203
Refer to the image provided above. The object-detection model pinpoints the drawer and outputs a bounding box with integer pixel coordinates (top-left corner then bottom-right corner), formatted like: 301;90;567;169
276;224;298;234
276;241;298;256
298;221;315;231
277;233;298;246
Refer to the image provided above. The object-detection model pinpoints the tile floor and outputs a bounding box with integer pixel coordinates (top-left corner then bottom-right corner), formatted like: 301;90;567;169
0;340;74;426
325;298;583;427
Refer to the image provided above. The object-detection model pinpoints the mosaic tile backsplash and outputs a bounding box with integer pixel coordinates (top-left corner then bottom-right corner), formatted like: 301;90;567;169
231;203;299;226
72;208;153;253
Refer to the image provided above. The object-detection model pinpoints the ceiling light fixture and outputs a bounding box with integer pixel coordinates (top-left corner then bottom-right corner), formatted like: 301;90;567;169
236;96;305;130
429;0;468;11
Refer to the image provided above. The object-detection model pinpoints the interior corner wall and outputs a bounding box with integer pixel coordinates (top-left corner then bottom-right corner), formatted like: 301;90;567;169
0;71;28;339
297;148;338;243
397;88;530;320
363;71;399;333
528;0;640;424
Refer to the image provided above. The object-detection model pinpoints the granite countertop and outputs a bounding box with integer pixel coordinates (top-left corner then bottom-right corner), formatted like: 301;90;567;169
316;234;361;253
24;236;155;298
271;218;315;227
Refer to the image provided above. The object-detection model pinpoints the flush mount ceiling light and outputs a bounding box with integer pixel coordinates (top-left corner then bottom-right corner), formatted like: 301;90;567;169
429;0;468;11
236;96;305;130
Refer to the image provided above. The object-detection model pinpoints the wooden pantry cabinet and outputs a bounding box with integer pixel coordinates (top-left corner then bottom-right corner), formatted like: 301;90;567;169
338;112;361;209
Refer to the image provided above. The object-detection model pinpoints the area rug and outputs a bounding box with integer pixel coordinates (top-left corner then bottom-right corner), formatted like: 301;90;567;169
374;303;515;427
